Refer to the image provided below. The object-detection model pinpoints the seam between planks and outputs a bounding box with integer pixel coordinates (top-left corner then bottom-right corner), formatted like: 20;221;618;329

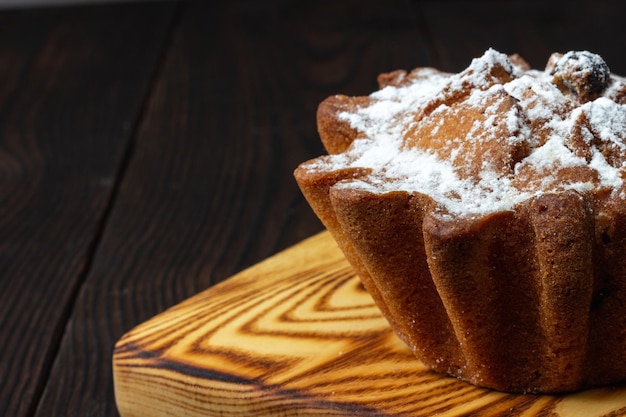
26;3;186;417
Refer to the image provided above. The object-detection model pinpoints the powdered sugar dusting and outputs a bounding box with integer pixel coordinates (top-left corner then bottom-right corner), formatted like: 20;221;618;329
310;49;626;216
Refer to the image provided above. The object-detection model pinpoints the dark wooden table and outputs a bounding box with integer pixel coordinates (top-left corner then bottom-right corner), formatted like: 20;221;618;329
2;0;626;416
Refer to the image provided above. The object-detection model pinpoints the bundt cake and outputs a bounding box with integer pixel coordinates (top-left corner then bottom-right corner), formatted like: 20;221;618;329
294;48;626;393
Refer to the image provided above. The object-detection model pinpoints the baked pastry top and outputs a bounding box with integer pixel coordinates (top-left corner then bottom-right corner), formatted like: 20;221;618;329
295;49;626;393
309;49;626;218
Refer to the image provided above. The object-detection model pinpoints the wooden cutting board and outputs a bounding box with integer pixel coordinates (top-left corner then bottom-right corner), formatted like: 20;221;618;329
113;231;626;417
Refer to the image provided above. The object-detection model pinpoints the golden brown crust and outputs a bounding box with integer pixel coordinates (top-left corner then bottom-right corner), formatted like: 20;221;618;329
404;87;530;179
293;163;399;329
376;69;408;88
508;53;531;71
295;49;626;393
329;188;464;372
316;95;369;154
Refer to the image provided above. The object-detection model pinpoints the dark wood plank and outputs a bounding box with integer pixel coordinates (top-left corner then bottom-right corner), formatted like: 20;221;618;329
0;3;177;417
418;0;626;74
34;1;429;415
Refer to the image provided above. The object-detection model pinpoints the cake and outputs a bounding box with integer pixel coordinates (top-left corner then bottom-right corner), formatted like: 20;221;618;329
294;48;626;394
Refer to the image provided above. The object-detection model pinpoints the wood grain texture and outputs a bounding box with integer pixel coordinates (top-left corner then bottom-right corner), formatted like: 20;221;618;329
418;0;626;75
0;3;176;417
113;231;626;417
32;1;429;416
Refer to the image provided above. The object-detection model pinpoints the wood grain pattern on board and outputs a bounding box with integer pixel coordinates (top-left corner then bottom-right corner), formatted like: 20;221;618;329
113;231;626;417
